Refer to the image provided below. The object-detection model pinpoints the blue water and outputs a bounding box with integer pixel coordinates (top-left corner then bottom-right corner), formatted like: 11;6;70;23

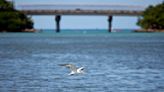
0;31;164;92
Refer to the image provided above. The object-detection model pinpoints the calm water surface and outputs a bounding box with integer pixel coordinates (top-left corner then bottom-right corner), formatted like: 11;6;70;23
0;32;164;92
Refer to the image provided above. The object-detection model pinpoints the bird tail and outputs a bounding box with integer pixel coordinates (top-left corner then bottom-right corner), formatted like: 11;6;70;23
79;67;84;70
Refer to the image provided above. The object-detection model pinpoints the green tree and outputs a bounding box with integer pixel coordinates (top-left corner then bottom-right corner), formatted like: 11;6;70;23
0;0;33;32
137;2;164;30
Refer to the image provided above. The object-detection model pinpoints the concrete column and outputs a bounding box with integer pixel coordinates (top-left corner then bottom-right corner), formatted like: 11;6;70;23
108;16;113;32
55;15;61;32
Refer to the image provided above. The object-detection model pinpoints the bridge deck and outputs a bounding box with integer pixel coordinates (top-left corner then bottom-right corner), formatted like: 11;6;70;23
20;9;143;16
17;4;145;16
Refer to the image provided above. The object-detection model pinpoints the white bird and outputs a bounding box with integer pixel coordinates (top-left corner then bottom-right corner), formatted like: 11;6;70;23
59;64;85;75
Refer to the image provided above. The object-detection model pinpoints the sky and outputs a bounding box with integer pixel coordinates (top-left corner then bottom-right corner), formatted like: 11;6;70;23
13;0;163;29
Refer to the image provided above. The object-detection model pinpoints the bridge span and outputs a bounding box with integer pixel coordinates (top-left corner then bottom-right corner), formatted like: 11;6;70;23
17;4;145;32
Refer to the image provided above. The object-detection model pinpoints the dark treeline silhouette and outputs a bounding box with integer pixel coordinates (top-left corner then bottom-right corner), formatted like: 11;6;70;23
137;2;164;30
0;0;33;32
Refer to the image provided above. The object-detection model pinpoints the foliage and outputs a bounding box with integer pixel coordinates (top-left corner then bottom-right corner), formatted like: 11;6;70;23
0;0;33;32
137;2;164;30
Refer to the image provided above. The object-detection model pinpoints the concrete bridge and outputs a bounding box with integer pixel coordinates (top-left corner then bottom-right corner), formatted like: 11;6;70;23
17;4;146;32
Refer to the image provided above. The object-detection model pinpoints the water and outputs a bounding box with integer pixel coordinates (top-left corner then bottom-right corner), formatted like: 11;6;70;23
0;31;164;92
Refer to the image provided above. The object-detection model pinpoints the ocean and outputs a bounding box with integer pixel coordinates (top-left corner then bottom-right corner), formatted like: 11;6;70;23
0;29;164;92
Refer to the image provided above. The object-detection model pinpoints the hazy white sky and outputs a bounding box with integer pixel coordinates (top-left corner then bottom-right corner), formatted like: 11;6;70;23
14;0;163;29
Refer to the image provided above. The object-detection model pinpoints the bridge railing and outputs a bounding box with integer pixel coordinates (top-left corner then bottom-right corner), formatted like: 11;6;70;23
16;3;146;11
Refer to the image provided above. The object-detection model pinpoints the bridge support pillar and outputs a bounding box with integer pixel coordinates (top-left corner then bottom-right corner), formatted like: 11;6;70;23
108;16;113;32
55;15;61;32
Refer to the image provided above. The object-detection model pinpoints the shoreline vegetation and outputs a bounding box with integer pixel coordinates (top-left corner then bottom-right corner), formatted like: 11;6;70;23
134;29;164;33
136;2;164;32
0;0;33;32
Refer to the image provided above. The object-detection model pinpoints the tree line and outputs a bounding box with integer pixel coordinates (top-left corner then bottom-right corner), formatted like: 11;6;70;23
137;2;164;30
0;0;33;32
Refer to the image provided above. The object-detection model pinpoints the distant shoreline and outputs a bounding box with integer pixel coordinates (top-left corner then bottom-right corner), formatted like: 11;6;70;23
134;29;164;33
0;29;37;32
23;29;38;32
1;29;164;33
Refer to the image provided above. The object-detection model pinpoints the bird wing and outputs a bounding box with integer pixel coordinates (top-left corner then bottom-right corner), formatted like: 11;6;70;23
59;64;77;72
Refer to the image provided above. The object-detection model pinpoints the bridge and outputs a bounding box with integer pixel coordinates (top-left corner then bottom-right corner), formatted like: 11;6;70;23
16;3;146;32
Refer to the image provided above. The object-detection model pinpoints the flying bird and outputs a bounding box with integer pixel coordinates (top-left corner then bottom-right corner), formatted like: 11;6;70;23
59;64;85;75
